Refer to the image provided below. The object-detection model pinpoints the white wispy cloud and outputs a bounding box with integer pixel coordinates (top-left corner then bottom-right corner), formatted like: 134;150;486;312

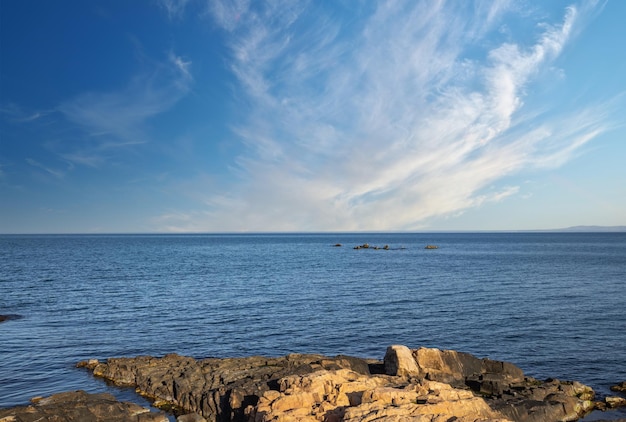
159;0;192;19
57;52;192;167
26;158;65;179
0;103;52;123
158;0;615;232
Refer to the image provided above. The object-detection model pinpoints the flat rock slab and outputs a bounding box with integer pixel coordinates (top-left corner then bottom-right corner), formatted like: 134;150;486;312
0;390;168;422
77;353;372;421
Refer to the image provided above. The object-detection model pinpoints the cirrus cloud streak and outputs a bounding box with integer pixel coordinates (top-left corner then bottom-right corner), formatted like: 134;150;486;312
158;0;616;232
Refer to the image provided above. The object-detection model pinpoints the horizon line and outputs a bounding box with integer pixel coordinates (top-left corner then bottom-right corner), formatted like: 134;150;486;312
2;225;626;236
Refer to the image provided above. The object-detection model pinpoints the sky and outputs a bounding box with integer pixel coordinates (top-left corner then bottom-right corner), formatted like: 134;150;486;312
1;0;625;233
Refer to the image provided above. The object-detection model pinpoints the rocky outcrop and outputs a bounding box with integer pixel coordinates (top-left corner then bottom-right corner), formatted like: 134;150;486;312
386;345;595;422
77;353;372;422
0;390;168;421
72;345;601;422
251;369;507;422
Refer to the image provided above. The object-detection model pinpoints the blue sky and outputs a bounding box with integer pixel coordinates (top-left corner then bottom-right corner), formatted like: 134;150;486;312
1;0;624;233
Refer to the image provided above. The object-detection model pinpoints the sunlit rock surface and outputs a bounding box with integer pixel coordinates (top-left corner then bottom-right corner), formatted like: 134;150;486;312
69;345;598;422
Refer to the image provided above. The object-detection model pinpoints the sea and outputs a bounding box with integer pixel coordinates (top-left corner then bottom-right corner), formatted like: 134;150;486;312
1;233;625;420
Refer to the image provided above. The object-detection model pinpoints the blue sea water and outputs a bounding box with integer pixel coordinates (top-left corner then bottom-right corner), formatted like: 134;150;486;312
1;233;625;419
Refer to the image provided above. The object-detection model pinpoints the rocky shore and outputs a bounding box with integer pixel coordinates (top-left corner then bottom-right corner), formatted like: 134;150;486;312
2;345;625;422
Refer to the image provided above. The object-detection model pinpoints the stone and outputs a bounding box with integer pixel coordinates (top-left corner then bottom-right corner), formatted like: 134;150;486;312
411;346;523;387
384;344;421;378
605;396;626;408
0;390;168;422
78;352;372;422
177;413;207;422
0;314;21;323
66;345;599;422
611;381;626;393
402;347;594;422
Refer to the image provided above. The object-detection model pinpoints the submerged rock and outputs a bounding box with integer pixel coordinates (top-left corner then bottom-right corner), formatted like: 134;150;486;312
73;345;598;422
0;390;168;422
0;314;22;323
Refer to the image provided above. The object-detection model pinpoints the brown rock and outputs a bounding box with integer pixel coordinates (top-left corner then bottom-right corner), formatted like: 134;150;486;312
177;413;207;422
78;352;371;422
0;314;21;323
72;346;598;422
384;344;421;378
611;381;626;393
0;390;168;422
605;396;626;408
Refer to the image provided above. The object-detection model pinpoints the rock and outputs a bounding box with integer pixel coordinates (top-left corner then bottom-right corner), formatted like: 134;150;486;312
78;352;372;422
384;344;421;378
333;243;342;247
177;413;207;422
0;390;168;422
605;396;626;408
0;314;22;323
425;245;438;249
611;381;626;393
72;346;598;422
403;347;594;422
411;346;523;387
250;369;507;422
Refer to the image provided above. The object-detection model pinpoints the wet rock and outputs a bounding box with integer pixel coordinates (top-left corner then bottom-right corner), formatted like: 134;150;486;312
0;314;22;323
611;381;626;393
0;390;168;422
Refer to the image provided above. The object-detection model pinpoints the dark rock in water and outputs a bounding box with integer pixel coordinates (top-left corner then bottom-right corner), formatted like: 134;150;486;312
0;390;168;421
0;314;22;323
611;381;626;393
333;243;342;247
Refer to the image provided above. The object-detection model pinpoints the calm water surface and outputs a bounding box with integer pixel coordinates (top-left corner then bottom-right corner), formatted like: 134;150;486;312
1;233;625;418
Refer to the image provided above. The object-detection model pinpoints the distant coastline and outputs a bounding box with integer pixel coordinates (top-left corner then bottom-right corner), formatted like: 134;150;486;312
547;225;626;232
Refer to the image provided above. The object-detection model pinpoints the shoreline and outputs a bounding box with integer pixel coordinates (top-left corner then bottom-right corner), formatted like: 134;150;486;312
2;344;625;422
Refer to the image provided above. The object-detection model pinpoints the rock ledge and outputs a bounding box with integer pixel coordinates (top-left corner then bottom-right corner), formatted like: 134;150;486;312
70;345;598;422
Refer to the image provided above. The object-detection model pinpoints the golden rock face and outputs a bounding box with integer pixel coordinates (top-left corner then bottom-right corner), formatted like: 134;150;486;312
64;346;601;422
